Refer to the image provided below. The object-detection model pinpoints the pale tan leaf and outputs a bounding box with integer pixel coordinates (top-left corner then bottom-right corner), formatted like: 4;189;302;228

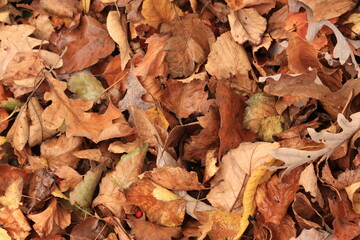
55;166;82;192
205;31;251;79
228;8;267;45
6;106;29;151
141;0;184;27
107;11;131;70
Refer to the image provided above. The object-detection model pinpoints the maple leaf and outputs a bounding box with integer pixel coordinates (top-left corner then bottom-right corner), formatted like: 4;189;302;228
41;74;132;143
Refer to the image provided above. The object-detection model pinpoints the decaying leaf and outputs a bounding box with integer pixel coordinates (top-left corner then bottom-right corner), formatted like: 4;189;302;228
125;179;186;227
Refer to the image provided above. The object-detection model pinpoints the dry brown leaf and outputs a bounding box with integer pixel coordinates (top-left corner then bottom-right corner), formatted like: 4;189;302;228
299;163;324;207
50;15;114;74
228;8;267;45
329;194;360;240
39;0;78;18
41;135;83;170
55;166;82;192
183;105;220;162
292;192;323;229
107;11;131;70
261;70;360;116
93;144;147;216
0;207;31;240
161;79;208;119
216;82;257;157
255;167;303;224
28;97;57;147
160;14;215;78
207;142;279;212
205;31;251;79
254;214;296;240
27;169;55;210
6;106;29;151
42;75;132;143
141;0;184;27
70;217;108;240
28;198;71;237
125;179;186;227
144;165;204;191
130;220;181;240
224;0;275;13
301;0;355;22
0;24;43;80
195;209;242;240
133;33;170;100
108;139;143;154
132;106;163;147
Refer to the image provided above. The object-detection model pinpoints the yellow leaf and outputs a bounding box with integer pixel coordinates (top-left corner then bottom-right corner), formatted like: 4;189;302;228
141;0;184;27
345;182;360;214
82;0;90;14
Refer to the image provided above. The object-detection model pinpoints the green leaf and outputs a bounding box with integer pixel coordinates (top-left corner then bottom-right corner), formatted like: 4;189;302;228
70;163;104;208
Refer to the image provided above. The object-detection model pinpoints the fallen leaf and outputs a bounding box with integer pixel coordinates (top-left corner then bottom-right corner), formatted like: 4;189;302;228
133;33;170;100
224;0;276;13
69;163;105;208
183;105;220;162
207;141;279;212
130;220;181;240
161;79;208;119
27;169;55;210
329;194;360;240
228;8;267;45
70;217;108;240
41;135;83;170
42;75;132;143
67;71;105;102
55;166;82;192
107;11;131;70
144;165;204;191
292;192;323;229
300;0;355;22
141;0;184;27
0;207;31;240
28;198;71;237
6;106;29;151
345;182;360;214
255;167;303;224
299;163;324;207
125;179;186;227
50;15;115;74
268;112;360;175
195;209;242;240
92;143;146;217
216;82;257;157
290;228;331;240
160;14;215;78
205;31;251;79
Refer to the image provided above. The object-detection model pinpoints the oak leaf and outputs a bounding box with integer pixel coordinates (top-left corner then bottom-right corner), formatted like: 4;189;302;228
41;75;132;143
